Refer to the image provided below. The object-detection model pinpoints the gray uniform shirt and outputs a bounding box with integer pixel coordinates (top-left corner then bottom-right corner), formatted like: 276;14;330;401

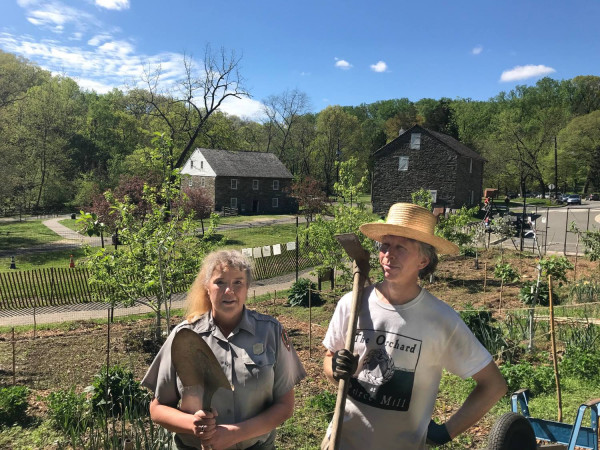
142;307;306;449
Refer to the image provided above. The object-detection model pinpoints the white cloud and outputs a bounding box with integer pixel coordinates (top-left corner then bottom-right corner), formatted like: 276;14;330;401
219;96;266;120
88;34;112;46
75;77;115;93
17;0;98;33
370;60;387;72
334;58;352;70
96;0;130;10
500;64;556;82
472;45;483;55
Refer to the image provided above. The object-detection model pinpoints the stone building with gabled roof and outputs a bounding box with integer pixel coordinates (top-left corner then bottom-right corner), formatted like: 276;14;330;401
371;125;485;214
181;148;297;214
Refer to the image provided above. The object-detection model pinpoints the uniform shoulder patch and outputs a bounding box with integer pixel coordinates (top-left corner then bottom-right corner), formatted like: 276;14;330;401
281;327;291;351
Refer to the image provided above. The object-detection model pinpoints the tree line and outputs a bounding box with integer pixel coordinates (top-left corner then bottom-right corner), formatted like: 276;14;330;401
1;47;600;215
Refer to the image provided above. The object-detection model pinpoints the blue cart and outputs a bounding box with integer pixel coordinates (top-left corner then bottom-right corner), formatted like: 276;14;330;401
488;389;600;449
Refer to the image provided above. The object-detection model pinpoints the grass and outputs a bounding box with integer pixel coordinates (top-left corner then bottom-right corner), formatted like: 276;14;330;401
0;220;63;252
0;247;89;272
218;214;296;225
220;223;299;249
58;218;83;232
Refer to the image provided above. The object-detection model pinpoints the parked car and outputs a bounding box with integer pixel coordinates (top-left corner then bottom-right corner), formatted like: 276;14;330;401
589;193;599;201
566;194;582;205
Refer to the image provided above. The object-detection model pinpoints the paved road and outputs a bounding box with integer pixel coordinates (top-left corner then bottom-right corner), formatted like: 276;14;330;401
517;203;600;255
0;267;318;327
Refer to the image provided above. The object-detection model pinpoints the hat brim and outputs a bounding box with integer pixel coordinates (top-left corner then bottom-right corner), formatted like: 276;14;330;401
359;223;459;255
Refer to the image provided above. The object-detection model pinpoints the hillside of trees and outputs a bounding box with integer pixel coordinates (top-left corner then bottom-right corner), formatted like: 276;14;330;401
1;48;600;215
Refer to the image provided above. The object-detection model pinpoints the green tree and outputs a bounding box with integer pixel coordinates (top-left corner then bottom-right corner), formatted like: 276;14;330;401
304;158;375;278
82;134;220;338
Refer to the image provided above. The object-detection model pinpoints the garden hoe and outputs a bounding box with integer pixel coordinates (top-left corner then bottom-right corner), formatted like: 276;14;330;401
171;328;233;449
328;233;370;450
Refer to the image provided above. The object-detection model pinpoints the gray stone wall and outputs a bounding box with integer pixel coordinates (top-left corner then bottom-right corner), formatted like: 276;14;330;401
371;129;482;215
214;176;296;214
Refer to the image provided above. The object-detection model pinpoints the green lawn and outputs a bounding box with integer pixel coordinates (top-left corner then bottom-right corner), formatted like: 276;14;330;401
220;223;299;249
58;218;84;232
0;219;62;252
218;214;296;225
0;247;90;272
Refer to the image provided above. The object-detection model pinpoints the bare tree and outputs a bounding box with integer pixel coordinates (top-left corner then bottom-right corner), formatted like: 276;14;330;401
262;89;311;171
137;45;249;172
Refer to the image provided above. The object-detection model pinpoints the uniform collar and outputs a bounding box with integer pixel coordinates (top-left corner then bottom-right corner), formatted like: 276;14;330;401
191;307;256;336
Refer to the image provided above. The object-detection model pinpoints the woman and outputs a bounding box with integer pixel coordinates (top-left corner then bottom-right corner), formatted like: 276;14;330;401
142;250;306;449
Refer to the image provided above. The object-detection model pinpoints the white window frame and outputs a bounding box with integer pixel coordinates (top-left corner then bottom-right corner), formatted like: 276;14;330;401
253;180;259;190
398;156;409;171
190;160;194;169
410;133;421;150
231;179;238;190
429;190;437;203
188;177;193;187
230;197;238;209
273;180;279;190
200;177;206;188
469;158;473;174
470;190;475;205
200;161;204;169
272;198;279;208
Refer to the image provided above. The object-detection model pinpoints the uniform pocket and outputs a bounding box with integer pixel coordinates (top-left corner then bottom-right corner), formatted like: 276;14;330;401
241;350;275;383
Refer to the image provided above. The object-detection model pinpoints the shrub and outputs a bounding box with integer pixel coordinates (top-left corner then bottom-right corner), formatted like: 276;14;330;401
500;361;554;396
539;255;573;286
87;365;150;418
0;386;29;427
287;278;322;307
47;387;91;435
518;280;558;307
560;348;600;382
494;262;520;284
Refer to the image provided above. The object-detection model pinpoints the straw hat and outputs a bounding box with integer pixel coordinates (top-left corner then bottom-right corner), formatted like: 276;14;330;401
360;203;459;255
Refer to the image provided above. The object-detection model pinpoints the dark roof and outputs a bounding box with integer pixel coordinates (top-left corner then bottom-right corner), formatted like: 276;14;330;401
196;148;293;178
426;128;485;161
377;125;485;161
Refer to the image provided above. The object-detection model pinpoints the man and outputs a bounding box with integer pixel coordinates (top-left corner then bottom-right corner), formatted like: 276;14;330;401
322;203;507;449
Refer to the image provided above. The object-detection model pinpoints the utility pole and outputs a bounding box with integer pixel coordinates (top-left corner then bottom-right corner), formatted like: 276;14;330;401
554;136;558;199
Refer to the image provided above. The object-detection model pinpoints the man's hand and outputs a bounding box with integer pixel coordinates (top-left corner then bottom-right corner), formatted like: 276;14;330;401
426;420;451;446
332;349;358;381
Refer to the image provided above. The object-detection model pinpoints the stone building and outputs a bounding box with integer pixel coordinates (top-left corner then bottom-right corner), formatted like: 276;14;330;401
181;148;296;214
371;125;485;215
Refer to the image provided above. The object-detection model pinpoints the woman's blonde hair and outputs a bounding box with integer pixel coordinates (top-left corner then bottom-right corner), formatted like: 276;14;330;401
185;249;252;322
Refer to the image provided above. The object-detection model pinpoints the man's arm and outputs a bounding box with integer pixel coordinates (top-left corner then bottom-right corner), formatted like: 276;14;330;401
323;349;358;385
324;350;336;384
443;361;507;439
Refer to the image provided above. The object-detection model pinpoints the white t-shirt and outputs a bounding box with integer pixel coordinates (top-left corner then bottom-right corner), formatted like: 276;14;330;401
322;286;492;450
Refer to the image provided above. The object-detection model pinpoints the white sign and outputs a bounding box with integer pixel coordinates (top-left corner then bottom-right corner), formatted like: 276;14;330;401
253;247;263;258
273;244;282;255
548;184;555;190
262;245;271;257
241;248;252;257
286;241;296;251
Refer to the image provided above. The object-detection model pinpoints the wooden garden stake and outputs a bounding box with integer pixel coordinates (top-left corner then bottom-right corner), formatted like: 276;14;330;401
483;262;487;293
12;327;15;386
309;287;312;358
548;275;563;422
273;290;276;305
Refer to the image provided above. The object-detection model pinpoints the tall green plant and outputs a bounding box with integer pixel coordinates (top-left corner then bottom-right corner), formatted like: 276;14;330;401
435;205;480;248
539;255;573;286
305;158;376;278
410;188;433;211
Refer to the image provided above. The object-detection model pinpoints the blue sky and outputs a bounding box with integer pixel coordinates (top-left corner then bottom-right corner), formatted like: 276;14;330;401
1;0;599;120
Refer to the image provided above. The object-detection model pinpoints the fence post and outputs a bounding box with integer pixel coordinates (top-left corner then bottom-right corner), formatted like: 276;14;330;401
544;207;549;255
563;208;569;255
295;216;299;282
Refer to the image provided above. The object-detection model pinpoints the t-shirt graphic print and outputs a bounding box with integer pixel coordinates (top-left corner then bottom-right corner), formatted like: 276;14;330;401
348;329;421;411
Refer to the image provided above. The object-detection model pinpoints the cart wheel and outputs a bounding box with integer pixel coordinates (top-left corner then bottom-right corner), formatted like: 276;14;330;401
487;412;537;450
